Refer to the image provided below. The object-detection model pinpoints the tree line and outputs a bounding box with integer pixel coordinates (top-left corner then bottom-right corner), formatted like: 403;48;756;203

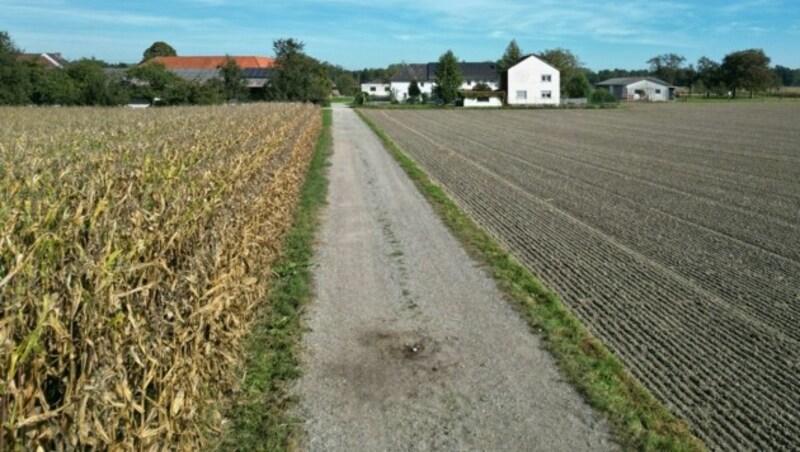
0;31;347;106
355;40;799;105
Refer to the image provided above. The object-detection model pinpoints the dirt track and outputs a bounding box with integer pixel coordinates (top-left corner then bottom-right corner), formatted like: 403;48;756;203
361;103;800;451
292;105;616;451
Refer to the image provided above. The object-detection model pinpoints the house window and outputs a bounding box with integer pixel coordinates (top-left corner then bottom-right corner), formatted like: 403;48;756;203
420;82;424;87
384;86;389;92
477;97;490;103
655;89;662;94
516;90;527;100
542;74;552;82
542;90;552;99
370;87;377;92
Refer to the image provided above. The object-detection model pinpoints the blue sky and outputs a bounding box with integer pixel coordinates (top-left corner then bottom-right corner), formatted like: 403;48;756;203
3;0;798;70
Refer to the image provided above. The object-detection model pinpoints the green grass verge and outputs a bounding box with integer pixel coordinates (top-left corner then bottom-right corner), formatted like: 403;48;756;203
218;109;332;451
355;109;706;452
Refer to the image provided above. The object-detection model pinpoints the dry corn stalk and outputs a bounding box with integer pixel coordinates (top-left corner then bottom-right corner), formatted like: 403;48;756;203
0;103;321;450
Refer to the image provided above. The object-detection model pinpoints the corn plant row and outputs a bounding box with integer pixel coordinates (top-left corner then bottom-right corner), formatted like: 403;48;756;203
0;103;321;450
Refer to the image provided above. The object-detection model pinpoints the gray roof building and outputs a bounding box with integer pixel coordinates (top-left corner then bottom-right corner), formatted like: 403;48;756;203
597;76;673;88
391;62;499;82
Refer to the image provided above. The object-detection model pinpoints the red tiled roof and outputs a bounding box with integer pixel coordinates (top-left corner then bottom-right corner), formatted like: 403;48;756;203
150;56;274;69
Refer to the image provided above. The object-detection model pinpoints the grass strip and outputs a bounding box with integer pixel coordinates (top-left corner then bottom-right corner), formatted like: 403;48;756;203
219;108;332;451
355;109;706;452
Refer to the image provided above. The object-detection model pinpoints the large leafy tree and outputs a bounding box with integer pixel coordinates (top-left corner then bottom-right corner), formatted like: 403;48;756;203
721;49;774;98
218;56;248;102
696;56;723;97
647;53;686;85
68;59;122;105
28;62;80;105
126;61;194;104
434;50;462;105
266;38;331;104
142;41;177;62
539;48;582;95
0;31;33;105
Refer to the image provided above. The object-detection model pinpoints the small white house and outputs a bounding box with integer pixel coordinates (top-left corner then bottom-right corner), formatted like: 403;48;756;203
596;77;674;101
360;79;391;97
505;55;560;106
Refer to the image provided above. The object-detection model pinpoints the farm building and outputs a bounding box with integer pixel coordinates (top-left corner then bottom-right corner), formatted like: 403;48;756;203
18;52;70;69
503;54;560;106
148;56;275;89
596;77;674;101
386;62;500;102
360;79;391;97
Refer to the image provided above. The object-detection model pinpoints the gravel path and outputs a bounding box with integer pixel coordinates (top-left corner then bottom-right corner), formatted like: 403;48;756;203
292;105;616;451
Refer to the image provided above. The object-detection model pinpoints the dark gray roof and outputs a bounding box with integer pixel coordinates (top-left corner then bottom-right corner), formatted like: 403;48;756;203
390;64;429;82
390;62;499;82
597;77;673;87
105;67;271;88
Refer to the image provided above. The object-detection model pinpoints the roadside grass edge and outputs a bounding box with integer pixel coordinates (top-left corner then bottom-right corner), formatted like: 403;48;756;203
218;108;332;451
355;109;706;452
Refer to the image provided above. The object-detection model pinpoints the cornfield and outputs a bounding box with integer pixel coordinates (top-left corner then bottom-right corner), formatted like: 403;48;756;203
0;103;321;449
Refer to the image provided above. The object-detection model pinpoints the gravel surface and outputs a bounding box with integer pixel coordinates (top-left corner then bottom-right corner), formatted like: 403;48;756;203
361;103;800;451
292;105;616;451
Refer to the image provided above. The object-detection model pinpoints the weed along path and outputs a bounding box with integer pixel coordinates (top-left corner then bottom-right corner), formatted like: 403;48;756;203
292;105;617;451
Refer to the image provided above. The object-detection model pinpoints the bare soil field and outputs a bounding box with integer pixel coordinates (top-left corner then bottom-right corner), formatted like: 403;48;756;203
361;103;800;451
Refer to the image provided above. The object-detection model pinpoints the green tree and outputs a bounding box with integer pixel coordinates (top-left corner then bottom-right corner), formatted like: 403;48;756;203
434;50;462;105
773;65;794;87
333;72;358;96
67;59;123;105
407;80;421;103
564;72;591;98
0;31;33;105
498;39;523;71
219;56;248;102
266;38;332;104
696;56;722;97
539;48;582;95
28;63;80;105
721;49;774;98
142;41;177;62
190;79;225;105
647;53;686;85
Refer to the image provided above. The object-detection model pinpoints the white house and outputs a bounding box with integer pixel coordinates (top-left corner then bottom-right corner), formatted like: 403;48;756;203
360;79;391;97
388;62;500;102
504;55;560;106
596;77;674;101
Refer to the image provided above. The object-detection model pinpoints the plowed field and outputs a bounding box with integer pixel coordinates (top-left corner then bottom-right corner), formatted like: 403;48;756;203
361;103;800;451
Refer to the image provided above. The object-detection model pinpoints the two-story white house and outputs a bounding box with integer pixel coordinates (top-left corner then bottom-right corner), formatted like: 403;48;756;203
503;55;560;106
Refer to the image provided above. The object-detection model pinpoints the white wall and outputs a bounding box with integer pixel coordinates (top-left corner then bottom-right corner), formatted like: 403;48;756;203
360;83;391;95
390;81;435;100
625;80;670;101
464;96;503;107
507;56;560;106
390;80;499;101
